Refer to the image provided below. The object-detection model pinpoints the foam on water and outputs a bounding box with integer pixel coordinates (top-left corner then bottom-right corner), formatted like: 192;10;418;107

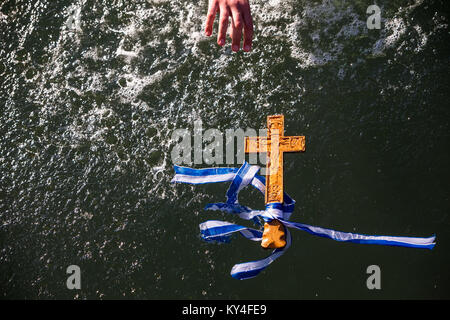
3;0;439;201
1;0;449;298
6;0;444;143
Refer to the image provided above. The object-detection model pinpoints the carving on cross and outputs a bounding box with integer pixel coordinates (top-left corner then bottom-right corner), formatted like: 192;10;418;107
245;115;305;249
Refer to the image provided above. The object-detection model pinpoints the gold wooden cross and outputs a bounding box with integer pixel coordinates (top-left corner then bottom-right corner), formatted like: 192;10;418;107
245;115;305;249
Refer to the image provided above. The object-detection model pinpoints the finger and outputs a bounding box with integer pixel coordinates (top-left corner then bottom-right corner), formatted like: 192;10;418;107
230;7;243;51
217;4;229;46
205;0;218;36
228;7;233;39
242;3;253;51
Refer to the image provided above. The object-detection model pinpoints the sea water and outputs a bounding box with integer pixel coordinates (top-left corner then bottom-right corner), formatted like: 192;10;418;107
0;0;449;299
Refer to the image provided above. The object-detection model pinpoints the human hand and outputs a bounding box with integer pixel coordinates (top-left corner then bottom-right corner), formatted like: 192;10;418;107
204;0;253;52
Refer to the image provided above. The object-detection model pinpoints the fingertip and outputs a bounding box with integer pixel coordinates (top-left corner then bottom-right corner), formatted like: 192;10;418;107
244;45;251;52
232;44;239;52
218;38;225;46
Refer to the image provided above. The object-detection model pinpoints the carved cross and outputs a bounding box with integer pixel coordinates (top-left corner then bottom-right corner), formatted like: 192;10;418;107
245;115;305;249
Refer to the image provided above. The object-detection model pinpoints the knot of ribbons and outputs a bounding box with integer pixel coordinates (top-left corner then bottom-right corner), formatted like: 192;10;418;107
171;162;436;280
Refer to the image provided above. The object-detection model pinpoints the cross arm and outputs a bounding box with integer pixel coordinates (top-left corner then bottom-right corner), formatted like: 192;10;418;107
245;136;305;153
279;136;306;152
244;136;269;153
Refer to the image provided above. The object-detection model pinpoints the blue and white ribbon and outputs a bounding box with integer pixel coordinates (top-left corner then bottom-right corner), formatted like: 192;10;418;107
171;162;436;280
200;220;262;242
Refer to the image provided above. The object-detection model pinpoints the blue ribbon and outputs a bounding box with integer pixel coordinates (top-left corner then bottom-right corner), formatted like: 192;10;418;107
171;162;436;280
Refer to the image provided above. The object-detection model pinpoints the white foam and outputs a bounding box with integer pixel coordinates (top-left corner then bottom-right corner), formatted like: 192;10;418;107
0;11;8;22
4;0;446;204
285;0;368;67
372;17;407;55
116;71;165;103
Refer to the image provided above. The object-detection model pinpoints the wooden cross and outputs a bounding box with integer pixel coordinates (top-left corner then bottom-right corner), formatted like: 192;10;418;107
245;115;305;249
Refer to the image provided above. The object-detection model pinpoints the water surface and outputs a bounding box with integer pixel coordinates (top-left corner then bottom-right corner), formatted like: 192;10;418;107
1;0;449;299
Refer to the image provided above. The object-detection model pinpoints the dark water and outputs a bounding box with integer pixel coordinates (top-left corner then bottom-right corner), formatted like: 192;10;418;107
1;0;449;299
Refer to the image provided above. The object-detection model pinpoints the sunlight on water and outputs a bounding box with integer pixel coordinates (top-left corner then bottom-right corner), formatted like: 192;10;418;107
1;0;449;299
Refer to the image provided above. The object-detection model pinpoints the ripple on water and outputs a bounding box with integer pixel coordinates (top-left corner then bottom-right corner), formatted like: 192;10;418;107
0;0;448;299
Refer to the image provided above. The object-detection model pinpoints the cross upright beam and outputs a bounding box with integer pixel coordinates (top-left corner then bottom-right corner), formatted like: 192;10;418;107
245;115;305;248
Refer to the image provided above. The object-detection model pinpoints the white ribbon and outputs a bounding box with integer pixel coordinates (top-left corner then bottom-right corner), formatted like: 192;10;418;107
172;162;436;280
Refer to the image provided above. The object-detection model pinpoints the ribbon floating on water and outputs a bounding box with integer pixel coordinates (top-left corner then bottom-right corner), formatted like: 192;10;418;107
171;162;436;280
